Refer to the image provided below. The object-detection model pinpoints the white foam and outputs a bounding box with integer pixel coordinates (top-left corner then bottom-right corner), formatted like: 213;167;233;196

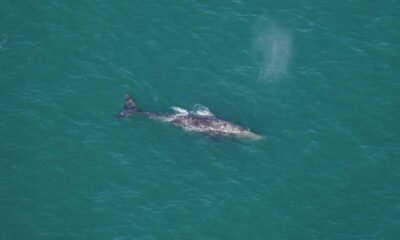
192;105;214;117
171;106;189;115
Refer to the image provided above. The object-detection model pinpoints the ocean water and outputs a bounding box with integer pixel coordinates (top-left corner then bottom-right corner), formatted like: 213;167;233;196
1;1;399;239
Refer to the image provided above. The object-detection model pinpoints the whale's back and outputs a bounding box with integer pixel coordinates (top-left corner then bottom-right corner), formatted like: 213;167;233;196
171;115;253;136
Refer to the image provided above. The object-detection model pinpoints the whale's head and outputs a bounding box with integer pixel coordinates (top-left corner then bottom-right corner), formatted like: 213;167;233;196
117;94;140;119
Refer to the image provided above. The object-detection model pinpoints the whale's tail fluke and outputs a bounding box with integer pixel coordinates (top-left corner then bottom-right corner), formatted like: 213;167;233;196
124;94;136;108
117;94;141;119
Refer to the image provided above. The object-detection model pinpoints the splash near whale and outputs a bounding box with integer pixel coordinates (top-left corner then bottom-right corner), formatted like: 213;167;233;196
117;94;261;140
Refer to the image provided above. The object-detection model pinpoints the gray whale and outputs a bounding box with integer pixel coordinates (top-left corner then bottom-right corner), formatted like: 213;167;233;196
117;94;261;140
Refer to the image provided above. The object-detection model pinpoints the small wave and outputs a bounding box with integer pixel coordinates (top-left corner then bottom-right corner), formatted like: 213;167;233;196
0;34;8;49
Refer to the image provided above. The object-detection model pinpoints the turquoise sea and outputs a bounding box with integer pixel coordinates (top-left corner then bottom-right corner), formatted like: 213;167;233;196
1;1;399;239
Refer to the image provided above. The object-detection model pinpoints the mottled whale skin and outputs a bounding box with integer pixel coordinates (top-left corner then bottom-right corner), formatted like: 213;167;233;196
117;95;261;140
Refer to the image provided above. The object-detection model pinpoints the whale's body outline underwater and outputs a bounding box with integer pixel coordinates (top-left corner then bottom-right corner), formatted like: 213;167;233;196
117;95;262;140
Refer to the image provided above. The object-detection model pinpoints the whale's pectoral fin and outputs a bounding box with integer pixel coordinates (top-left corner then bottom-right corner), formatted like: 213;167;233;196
124;94;136;109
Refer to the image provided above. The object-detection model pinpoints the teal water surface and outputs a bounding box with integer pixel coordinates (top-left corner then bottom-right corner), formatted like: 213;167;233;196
1;1;399;239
